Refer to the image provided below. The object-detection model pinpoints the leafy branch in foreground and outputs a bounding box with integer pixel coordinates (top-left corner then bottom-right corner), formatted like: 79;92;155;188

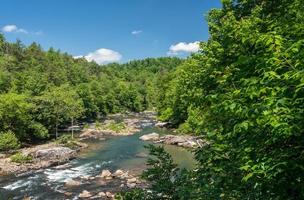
117;145;196;200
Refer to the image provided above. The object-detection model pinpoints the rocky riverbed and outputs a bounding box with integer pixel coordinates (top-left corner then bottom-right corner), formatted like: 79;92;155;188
79;111;158;139
139;132;209;148
0;112;197;199
0;142;87;176
62;169;147;199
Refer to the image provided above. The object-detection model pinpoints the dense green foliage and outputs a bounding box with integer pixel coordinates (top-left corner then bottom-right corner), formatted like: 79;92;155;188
0;34;182;147
0;131;20;151
55;135;80;149
122;0;304;199
104;122;126;133
10;152;33;164
1;0;303;199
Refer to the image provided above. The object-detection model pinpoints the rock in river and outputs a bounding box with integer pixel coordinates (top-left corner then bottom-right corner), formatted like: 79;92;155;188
78;190;92;198
100;169;112;178
35;147;76;160
113;169;124;177
155;122;169;128
127;177;137;183
65;179;82;187
140;133;206;148
139;133;159;141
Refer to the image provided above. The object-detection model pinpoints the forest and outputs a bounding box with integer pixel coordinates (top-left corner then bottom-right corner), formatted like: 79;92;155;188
1;0;304;199
0;38;182;147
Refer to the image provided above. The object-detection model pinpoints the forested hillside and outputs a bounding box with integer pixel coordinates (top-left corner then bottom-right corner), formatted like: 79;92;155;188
0;36;182;148
120;0;304;199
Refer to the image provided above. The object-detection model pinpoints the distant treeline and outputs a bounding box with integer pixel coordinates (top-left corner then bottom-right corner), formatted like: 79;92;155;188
0;36;182;147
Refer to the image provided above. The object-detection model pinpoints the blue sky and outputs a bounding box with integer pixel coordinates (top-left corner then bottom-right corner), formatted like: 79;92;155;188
1;0;221;64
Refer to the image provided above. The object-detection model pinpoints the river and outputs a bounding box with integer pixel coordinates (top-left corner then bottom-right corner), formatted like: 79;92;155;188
0;118;196;200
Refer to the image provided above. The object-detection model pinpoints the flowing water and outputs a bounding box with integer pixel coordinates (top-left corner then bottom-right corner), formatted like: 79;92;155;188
0;117;196;200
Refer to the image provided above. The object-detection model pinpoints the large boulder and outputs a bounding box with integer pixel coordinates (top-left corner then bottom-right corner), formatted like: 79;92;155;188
35;147;76;160
65;179;82;187
127;177;137;183
162;135;187;145
127;182;136;188
98;192;106;197
106;192;114;198
139;133;159;141
100;169;112;178
155;122;169;128
78;190;92;198
177;140;198;148
79;129;103;139
113;169;124;177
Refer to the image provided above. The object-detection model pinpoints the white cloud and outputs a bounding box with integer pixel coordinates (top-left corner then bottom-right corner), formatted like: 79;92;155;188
34;30;43;35
131;30;142;35
73;55;84;59
75;48;122;64
1;24;28;34
167;41;200;55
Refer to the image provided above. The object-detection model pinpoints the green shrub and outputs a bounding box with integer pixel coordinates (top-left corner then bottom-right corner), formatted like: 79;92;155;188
158;108;173;122
10;152;32;164
95;121;101;130
83;123;89;129
30;123;49;139
55;135;78;149
177;122;192;134
0;131;20;151
107;122;126;133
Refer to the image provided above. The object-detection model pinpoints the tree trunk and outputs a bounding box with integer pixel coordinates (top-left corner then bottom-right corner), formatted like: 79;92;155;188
55;116;59;139
71;117;74;139
56;123;58;139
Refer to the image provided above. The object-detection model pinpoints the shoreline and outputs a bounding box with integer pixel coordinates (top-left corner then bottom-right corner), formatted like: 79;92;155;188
0;111;199;177
0;111;157;177
0;141;87;176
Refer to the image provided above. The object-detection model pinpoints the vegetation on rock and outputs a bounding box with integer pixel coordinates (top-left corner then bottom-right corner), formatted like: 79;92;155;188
10;152;32;164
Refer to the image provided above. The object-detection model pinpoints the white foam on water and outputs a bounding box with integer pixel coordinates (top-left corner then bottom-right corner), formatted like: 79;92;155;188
44;162;93;183
101;160;113;165
44;169;85;183
2;179;34;190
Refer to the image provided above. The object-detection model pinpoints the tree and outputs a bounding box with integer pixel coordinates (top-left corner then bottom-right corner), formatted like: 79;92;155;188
0;92;47;141
34;85;84;138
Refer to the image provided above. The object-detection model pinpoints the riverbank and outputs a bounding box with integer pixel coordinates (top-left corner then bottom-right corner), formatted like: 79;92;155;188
0;111;201;177
79;111;157;139
0;141;87;176
0;112;198;199
139;132;209;148
0;112;157;176
62;168;147;199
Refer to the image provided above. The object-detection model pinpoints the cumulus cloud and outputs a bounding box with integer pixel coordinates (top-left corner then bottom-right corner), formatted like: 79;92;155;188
1;24;28;34
74;48;122;64
167;41;200;55
131;30;142;35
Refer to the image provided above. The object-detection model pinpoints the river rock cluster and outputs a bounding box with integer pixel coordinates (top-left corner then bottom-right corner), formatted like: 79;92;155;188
79;112;157;139
63;169;146;199
0;142;82;175
139;132;208;148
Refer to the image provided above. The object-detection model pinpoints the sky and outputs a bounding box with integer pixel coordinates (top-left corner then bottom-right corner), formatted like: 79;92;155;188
0;0;221;64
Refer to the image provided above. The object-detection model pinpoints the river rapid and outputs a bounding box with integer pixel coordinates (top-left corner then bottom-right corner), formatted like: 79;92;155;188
0;114;196;200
